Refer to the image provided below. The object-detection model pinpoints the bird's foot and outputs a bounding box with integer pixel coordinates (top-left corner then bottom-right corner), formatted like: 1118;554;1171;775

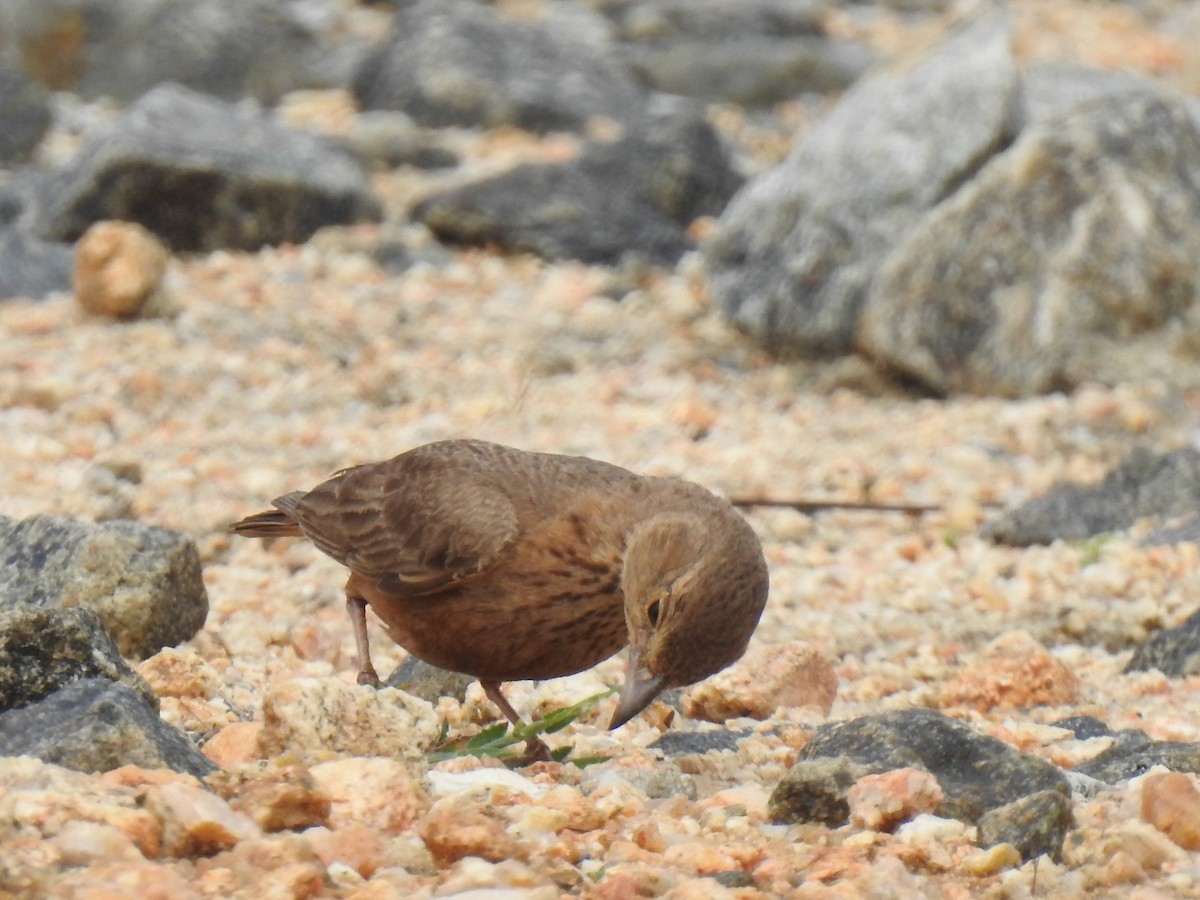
356;666;382;688
506;734;554;768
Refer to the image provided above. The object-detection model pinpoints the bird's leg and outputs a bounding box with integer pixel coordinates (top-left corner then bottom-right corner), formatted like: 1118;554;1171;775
481;680;552;765
346;592;381;687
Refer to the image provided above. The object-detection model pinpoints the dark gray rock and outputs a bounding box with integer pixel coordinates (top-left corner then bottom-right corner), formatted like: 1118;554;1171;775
858;89;1200;396
768;756;870;825
0;65;50;163
622;38;874;105
983;448;1200;546
709;871;755;889
794;708;1068;823
976;790;1073;862
0;678;215;777
650;729;750;757
0;0;323;104
31;83;381;252
707;8;1018;354
386;656;473;704
0;513;208;660
413;97;741;266
0;606;157;714
353;0;644;133
1074;735;1200;784
1051;715;1114;740
607;0;873;104
345;112;459;171
605;0;828;39
0;228;73;301
1127;608;1200;676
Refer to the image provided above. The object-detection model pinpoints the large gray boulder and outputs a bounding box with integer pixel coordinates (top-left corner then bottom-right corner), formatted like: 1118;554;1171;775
705;9;1019;354
857;89;1200;396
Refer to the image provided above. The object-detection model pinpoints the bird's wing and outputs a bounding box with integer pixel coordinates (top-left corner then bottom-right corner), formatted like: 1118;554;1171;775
281;449;520;597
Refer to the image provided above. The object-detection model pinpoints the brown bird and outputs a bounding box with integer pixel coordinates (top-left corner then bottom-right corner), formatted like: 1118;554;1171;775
230;439;769;761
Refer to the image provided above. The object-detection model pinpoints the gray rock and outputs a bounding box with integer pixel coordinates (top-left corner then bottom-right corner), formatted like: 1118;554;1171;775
413;97;741;265
1127;608;1200;677
858;89;1200;396
0;0;323;104
794;708;1068;823
1074;736;1200;784
709;871;755;889
352;0;644;133
1021;59;1170;126
0;228;73;301
0;606;158;714
605;0;828;40
1051;715;1114;740
706;8;1018;353
0;678;215;777
31;83;381;252
0;65;50;163
385;656;473;704
0;513;208;660
983;448;1200;546
976;790;1073;862
622;38;874;105
650;729;750;757
768;756;870;825
345;112;459;171
1065;770;1111;803
607;0;874;104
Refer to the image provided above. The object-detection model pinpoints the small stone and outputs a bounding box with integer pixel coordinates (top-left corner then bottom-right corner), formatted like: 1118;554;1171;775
428;767;546;799
418;798;526;866
963;842;1022;876
1141;771;1200;850
768;757;871;826
976;789;1073;862
203;722;265;768
144;779;261;857
304;822;385;879
385;655;473;704
138;647;221;699
681;641;837;722
47;820;146;865
74;221;170;319
649;729;749;757
258;678;439;762
847;768;944;832
310;757;429;834
209;762;331;833
1073;735;1200;783
936;631;1078;712
195;834;327;896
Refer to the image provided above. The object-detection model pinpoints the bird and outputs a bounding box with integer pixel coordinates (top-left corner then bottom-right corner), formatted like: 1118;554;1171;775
230;439;769;762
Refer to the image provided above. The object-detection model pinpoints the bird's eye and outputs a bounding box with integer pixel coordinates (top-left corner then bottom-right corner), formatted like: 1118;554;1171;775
647;599;662;626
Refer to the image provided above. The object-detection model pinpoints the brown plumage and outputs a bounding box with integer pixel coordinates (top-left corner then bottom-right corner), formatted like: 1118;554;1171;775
230;439;769;759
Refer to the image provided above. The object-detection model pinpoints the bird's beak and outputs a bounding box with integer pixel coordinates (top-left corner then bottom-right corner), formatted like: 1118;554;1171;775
609;647;666;730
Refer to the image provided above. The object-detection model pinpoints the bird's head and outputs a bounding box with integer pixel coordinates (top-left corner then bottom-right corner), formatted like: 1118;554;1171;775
610;507;769;729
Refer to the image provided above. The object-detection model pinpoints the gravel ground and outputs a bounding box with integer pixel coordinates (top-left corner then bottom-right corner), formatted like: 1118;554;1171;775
5;1;1200;896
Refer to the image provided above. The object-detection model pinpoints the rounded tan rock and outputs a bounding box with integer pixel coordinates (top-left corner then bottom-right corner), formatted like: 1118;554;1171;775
73;220;170;319
1141;771;1200;850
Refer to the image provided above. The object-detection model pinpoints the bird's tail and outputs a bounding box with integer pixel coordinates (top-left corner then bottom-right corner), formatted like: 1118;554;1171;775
229;491;306;538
